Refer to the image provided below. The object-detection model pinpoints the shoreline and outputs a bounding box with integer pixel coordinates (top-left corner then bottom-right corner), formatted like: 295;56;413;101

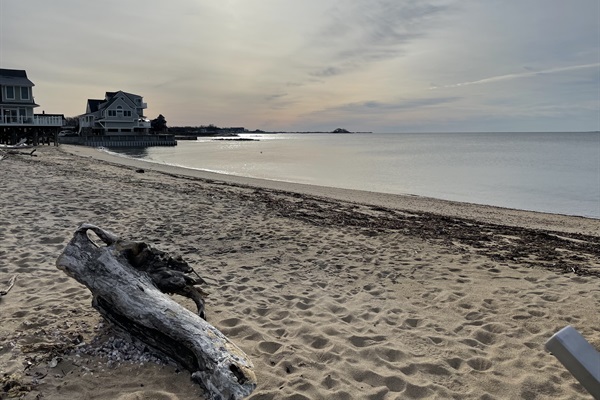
63;145;600;236
1;145;599;399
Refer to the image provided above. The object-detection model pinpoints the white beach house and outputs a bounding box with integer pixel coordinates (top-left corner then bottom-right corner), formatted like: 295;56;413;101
79;91;151;135
0;68;64;128
0;68;65;145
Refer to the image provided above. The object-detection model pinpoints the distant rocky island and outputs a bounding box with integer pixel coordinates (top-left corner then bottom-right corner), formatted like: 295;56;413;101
266;128;370;134
212;137;258;141
170;125;370;138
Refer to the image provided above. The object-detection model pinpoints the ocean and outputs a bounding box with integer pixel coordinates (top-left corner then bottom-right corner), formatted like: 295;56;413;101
105;132;600;219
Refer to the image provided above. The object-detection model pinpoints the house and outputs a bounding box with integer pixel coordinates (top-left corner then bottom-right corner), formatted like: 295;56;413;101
79;91;151;135
0;69;36;125
0;68;64;144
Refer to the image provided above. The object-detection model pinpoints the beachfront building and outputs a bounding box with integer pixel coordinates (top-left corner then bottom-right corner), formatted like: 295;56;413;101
0;68;64;145
79;91;151;136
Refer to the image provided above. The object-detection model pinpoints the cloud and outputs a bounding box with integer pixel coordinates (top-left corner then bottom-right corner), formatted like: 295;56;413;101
431;63;600;89
309;96;460;116
265;93;288;101
299;0;455;78
2;1;598;132
310;67;343;77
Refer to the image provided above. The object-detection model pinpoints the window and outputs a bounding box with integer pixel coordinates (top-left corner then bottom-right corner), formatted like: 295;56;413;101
18;108;27;123
108;110;116;117
5;86;14;99
4;109;17;122
124;110;132;117
20;87;29;100
116;106;123;118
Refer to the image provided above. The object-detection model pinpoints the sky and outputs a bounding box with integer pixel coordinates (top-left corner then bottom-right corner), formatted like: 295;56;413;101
0;0;598;132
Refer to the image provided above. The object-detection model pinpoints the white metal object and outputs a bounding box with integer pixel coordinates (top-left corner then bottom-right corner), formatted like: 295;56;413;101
545;325;600;398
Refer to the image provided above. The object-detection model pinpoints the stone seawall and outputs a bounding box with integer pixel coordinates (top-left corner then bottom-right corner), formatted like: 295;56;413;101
59;134;177;147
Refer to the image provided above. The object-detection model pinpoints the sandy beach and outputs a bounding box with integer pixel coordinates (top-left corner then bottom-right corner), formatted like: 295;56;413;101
1;145;599;399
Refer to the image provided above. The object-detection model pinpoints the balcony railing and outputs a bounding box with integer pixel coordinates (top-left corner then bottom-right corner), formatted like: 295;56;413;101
35;115;64;126
79;119;151;129
0;115;63;127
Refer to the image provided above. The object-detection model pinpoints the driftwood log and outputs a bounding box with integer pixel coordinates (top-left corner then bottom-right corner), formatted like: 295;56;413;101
56;223;256;400
1;148;36;156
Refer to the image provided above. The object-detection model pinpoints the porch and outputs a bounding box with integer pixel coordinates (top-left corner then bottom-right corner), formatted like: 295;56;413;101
0;114;64;126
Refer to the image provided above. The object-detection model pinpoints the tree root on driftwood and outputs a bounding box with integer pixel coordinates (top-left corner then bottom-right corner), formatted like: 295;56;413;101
56;223;256;400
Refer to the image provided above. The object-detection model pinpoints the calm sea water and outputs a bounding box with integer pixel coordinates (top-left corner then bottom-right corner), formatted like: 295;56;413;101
106;132;600;219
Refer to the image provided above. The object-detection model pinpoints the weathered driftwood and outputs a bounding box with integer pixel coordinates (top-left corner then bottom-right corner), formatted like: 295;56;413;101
0;275;16;296
3;149;36;156
56;223;256;400
0;149;36;160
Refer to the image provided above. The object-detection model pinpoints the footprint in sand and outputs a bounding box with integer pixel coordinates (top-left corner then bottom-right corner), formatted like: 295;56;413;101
472;329;497;346
527;309;546;317
295;301;311;310
466;357;493;371
540;294;562;302
348;335;387;348
258;341;283;354
403;382;434;398
374;347;408;363
403;318;423;328
352;370;408;393
446;357;464;370
12;310;28;318
219;317;241;327
428;336;445;345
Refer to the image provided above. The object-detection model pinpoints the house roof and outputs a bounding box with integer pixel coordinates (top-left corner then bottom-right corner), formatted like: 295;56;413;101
87;99;104;113
105;91;141;100
82;90;144;117
102;90;140;110
0;69;35;87
1;101;39;107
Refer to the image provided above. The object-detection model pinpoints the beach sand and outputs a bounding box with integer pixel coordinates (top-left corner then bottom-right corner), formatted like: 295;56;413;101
1;145;599;399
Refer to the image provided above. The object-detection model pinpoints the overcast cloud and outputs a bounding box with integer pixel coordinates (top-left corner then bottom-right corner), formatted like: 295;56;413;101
0;0;598;132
